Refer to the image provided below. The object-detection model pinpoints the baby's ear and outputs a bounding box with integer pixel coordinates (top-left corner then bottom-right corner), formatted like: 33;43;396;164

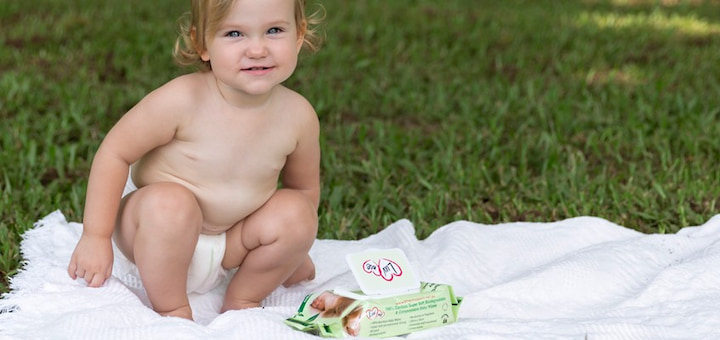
200;49;210;62
190;26;209;61
296;19;307;52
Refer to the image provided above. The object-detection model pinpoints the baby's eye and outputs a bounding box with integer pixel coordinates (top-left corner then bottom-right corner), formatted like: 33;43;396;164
267;27;284;34
225;30;242;38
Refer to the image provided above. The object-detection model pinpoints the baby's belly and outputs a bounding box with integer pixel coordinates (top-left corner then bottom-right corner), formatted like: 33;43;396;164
192;184;275;234
133;168;275;234
131;150;282;233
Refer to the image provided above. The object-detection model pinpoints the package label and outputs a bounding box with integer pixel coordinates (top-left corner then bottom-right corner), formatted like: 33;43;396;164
286;282;462;338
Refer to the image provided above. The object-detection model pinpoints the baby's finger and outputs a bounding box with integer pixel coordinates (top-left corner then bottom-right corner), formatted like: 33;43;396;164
87;273;105;288
67;262;78;279
75;268;86;281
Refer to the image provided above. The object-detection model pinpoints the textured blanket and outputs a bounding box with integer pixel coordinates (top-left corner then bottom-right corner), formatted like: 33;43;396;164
2;211;720;339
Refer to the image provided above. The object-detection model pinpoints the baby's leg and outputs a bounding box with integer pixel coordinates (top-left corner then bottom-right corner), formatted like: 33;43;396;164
114;183;202;320
283;254;316;287
221;189;317;311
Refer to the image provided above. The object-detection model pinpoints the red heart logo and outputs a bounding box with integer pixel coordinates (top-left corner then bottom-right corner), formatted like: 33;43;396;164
362;258;403;281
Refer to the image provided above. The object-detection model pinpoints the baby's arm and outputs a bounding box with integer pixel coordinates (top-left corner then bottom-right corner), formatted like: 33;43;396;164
67;77;194;287
280;100;321;207
66;156;128;287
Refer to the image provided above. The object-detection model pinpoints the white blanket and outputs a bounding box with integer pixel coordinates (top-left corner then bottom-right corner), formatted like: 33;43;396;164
2;211;720;339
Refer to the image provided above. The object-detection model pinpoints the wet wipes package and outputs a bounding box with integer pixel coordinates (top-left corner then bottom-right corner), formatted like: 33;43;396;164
344;248;420;296
285;249;462;338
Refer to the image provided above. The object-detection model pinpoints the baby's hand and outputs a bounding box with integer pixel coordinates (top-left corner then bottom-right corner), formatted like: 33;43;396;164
67;234;114;287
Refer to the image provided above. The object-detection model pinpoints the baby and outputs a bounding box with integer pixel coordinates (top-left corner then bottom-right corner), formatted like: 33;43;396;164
67;0;322;320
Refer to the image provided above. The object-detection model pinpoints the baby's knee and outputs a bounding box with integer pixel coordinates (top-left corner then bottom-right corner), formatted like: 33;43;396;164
256;190;317;245
136;182;202;230
275;190;318;234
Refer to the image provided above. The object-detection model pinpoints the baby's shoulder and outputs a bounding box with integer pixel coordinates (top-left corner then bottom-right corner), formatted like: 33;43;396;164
272;87;319;138
275;86;316;118
135;73;211;114
154;72;208;98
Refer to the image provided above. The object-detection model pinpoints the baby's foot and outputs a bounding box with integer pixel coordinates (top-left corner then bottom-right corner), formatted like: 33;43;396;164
158;304;193;321
221;299;261;312
310;291;334;310
283;256;315;287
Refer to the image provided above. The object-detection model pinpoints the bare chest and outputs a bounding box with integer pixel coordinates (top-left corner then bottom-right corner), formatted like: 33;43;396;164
133;112;297;228
186;125;290;174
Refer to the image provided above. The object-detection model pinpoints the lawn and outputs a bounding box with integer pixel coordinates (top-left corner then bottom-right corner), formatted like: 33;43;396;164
2;0;720;293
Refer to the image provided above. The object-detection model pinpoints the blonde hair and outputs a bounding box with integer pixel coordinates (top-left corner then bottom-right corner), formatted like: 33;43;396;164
174;0;323;71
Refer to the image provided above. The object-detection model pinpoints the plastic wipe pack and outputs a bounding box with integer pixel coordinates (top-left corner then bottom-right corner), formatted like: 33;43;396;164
285;249;462;338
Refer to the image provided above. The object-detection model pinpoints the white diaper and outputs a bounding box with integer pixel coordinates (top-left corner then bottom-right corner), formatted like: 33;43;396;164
122;172;139;198
122;172;229;294
187;233;228;294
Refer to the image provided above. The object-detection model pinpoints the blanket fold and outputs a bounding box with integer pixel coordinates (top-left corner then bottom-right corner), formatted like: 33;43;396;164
2;211;720;339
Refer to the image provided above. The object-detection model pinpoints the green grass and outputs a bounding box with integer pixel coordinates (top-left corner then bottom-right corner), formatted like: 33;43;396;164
2;0;720;293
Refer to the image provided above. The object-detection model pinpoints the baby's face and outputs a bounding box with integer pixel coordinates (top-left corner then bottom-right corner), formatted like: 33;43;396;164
201;0;303;98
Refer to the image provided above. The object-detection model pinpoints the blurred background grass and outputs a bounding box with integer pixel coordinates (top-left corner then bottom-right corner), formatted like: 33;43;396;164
2;0;720;292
